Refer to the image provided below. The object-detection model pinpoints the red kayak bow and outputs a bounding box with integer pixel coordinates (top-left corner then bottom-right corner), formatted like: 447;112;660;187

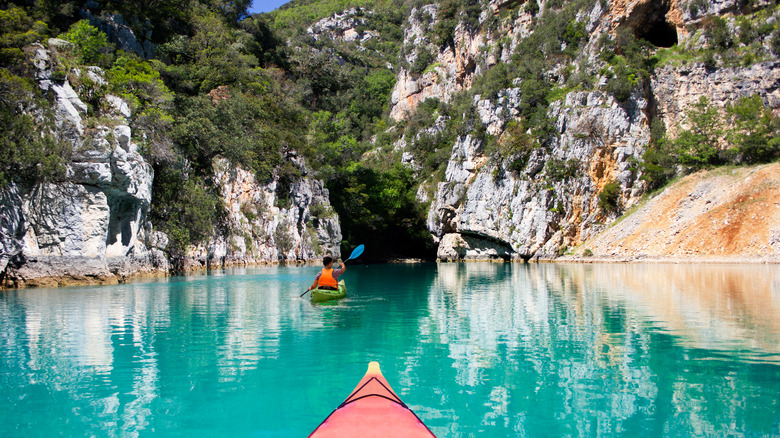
308;361;436;437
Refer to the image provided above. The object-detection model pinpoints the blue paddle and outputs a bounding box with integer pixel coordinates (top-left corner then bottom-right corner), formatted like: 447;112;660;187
346;244;364;262
301;244;364;297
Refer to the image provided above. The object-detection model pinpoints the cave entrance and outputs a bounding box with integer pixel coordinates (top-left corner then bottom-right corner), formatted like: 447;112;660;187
638;19;678;47
627;0;678;48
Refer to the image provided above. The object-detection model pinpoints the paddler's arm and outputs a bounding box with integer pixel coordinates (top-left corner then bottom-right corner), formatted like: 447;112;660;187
338;260;346;273
308;272;321;290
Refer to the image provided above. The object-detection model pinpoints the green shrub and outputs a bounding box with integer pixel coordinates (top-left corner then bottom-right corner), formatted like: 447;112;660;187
171;87;303;181
738;18;756;45
109;54;173;112
673;96;724;167
701;49;718;69
598;181;621;212
151;165;226;268
545;158;579;181
687;0;709;17
525;0;540;16
61;20;112;66
640;119;678;190
562;20;586;55
410;47;435;77
726;95;780;164
0;6;49;73
702;15;731;50
606;66;637;102
771;27;780;55
583;248;594;257
0;70;67;188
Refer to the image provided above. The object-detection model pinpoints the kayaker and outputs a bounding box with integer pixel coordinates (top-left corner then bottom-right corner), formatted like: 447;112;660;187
308;255;345;291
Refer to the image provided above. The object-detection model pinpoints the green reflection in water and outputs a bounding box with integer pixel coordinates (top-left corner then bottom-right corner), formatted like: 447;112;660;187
0;263;779;436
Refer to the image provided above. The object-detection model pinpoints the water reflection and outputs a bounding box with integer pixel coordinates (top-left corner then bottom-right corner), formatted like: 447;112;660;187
0;263;778;437
420;263;780;436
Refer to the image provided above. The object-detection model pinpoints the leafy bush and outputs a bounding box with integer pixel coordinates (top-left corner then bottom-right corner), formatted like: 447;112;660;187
171;88;302;181
726;95;780;164
498;120;538;174
640;119;678;190
737;17;756;45
598;181;621;212
410;47;434;77
61;20;112;66
150;165;226;269
771;27;780;55
702;15;731;50
109;54;173;112
606;65;637;102
525;0;540;16
673;96;724;168
0;70;68;187
545;158;579;181
0;6;48;74
349;69;395;122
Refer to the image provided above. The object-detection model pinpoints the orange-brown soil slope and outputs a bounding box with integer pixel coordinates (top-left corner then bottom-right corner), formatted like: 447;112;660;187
573;163;780;262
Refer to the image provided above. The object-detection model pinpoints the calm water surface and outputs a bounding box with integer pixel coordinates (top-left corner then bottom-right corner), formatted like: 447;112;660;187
1;263;779;437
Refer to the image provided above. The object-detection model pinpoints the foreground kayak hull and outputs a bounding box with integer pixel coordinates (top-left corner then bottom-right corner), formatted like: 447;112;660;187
310;279;347;303
308;361;436;438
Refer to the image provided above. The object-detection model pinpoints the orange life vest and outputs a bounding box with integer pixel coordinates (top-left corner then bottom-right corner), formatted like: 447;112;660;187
319;267;338;288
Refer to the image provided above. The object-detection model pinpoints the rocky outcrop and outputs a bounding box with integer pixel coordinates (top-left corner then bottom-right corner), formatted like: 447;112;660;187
0;125;160;287
429;90;650;261
1;41;343;287
652;61;780;137
308;8;377;44
409;0;780;261
2;45;157;287
389;4;490;120
182;157;341;269
84;11;155;59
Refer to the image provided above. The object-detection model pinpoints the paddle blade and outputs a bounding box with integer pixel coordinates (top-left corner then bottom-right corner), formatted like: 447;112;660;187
347;244;364;261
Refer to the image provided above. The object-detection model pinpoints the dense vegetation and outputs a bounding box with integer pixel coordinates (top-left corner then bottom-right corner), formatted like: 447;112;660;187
1;0;779;263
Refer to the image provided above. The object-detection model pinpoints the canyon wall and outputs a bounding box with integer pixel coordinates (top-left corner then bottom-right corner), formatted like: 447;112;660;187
0;40;341;288
386;0;780;261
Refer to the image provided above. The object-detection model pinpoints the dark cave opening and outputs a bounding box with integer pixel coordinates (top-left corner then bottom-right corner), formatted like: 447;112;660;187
627;0;679;48
638;19;678;48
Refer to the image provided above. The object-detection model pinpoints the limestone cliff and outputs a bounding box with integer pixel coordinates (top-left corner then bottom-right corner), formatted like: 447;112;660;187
397;0;780;261
1;40;159;287
0;40;341;288
182;156;341;270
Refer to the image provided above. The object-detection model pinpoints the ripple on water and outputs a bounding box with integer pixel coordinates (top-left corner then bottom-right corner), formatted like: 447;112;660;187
1;264;779;437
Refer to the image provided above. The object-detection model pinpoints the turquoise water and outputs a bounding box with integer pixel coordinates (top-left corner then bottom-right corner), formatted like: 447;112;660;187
1;263;779;437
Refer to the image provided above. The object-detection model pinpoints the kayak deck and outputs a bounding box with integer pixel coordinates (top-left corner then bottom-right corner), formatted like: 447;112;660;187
310;279;346;303
308;362;436;437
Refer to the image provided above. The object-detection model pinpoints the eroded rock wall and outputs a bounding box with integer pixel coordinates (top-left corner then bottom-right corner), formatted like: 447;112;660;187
418;0;780;261
1;41;342;287
430;90;650;260
182;157;342;270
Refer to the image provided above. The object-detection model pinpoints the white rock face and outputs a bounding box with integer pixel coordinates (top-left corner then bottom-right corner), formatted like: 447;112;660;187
415;0;780;260
183;157;342;268
106;94;132;118
0;46;160;287
308;8;377;44
652;61;780;137
429;90;650;261
2;41;341;285
389;5;488;120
